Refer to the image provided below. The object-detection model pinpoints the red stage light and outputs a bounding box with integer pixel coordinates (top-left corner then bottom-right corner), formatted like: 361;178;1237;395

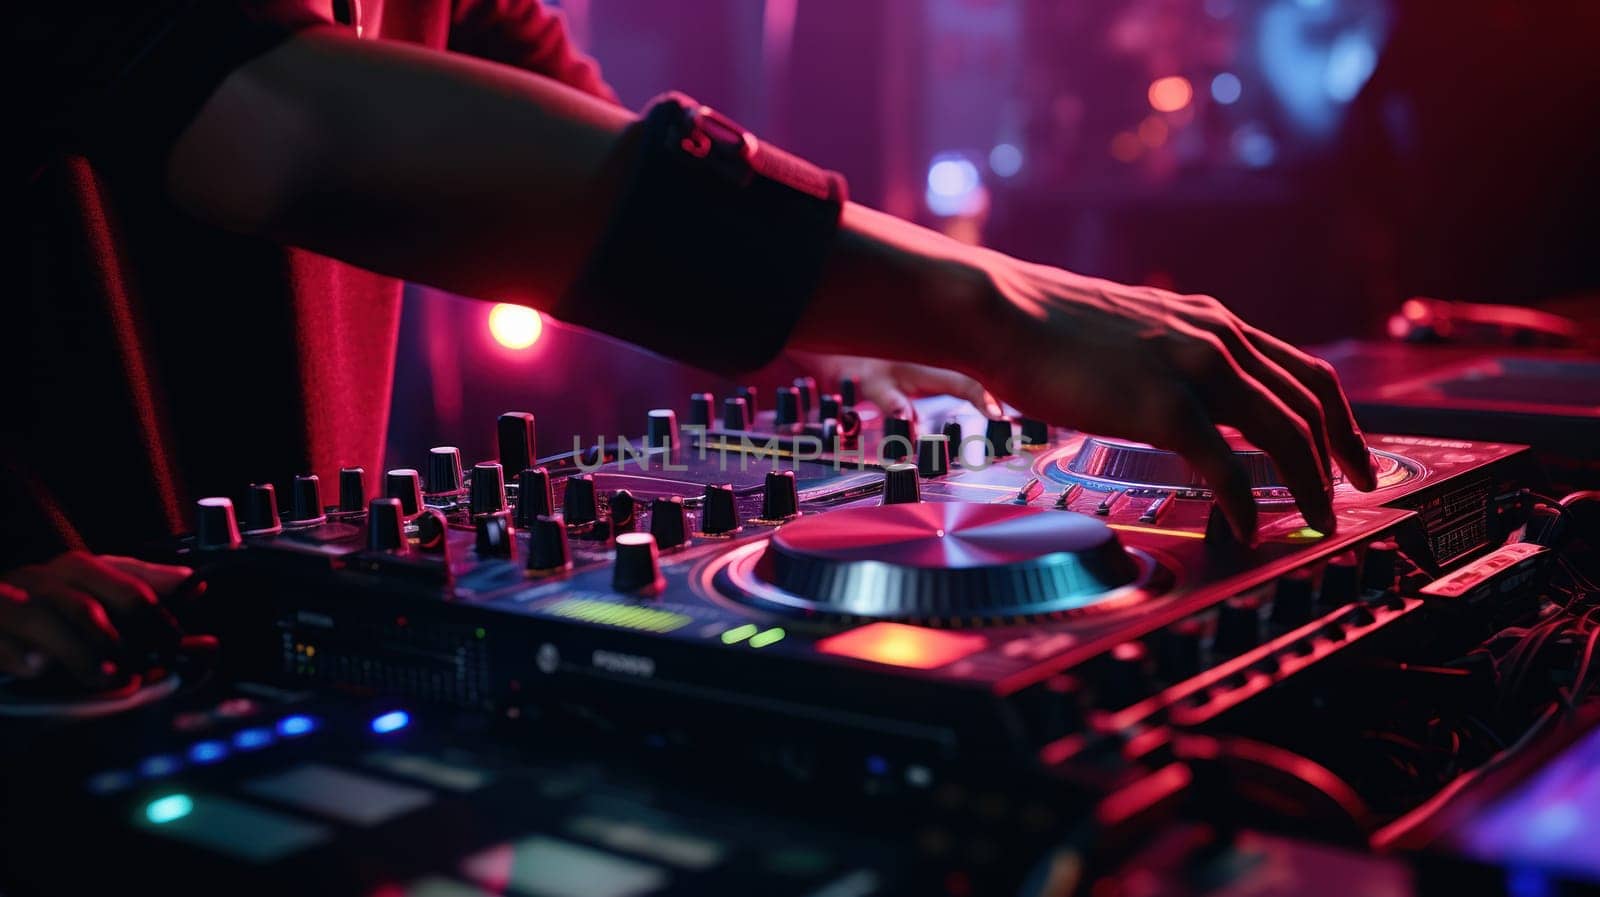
488;303;543;350
816;622;986;670
1148;76;1194;113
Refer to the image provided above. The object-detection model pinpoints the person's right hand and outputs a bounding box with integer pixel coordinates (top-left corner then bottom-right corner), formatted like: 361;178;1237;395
0;552;193;685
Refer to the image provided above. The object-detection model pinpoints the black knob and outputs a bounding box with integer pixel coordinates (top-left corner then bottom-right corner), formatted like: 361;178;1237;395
646;409;678;450
793;377;816;418
470;462;507;516
1362;540;1399;592
338;467;366;513
386;469;423;516
562;474;598;526
195;497;242;550
881;463;921;505
722;397;749;431
243;483;281;534
1214;595;1264;656
650;496;690;549
1020;418;1050;448
475;510;516;559
1204;501;1239;548
290;474;326;524
882;416;913;461
427;446;464;496
1270;569;1317;629
1156;619;1205;681
527;514;571;572
1099;641;1152;708
416;508;449;553
762;470;800;521
366;498;407;552
516;467;554;526
917;434;951;478
737;385;759;416
775;387;801;426
609;489;637;532
613;533;665;594
700;483;742;535
985;418;1015;458
498;412;537;474
818;393;842;422
687;393;715;428
839;377;857;407
941;418;964;451
1321;552;1360;606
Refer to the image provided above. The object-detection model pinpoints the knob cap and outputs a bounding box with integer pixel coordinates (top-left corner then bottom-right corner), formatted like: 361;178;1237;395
195;497;242;550
775;387;801;425
882;416;913;461
687;393;715;428
1362;540;1399;592
941;417;964;447
1156;619;1205;681
427;446;464;495
470;462;507;516
1214;595;1264;656
762;470;800;521
818;393;842;422
737;385;759;416
612;532;665;594
793;377;816;418
985;418;1015;458
366;498;407;552
1270;569;1317;628
1321;552;1360;606
650;496;690;549
700;484;742;535
881;463;921;505
243;483;281;534
917;434;951;478
498;412;537;474
839;377;857;407
475;510;516;559
722;397;750;431
1020;418;1050;448
527;514;572;572
289;474;326;524
338;467;366;513
516;467;554;526
646;409;678;450
562;474;598;526
416;508;449;553
609;489;637;532
386;469;423;516
1099;641;1152;708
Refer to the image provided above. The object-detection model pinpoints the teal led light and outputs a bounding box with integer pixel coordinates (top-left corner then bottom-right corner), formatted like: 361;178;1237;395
145;794;194;825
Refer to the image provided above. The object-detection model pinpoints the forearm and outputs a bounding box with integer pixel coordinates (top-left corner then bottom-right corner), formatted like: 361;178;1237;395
168;26;635;308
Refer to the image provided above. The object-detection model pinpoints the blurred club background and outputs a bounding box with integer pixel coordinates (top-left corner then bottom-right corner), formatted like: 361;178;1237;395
387;0;1599;470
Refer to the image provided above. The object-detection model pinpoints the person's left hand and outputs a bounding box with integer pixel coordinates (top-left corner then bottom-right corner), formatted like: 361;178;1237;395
789;351;1004;421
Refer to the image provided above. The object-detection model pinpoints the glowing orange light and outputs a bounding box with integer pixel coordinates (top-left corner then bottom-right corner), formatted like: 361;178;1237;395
816;622;987;670
1137;115;1170;148
1148;76;1193;113
488;303;543;350
1110;132;1144;163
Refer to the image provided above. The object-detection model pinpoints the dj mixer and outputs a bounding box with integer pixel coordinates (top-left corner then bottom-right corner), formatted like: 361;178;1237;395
2;380;1586;897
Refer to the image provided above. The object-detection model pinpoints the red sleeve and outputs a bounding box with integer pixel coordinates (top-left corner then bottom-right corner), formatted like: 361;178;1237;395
448;0;619;104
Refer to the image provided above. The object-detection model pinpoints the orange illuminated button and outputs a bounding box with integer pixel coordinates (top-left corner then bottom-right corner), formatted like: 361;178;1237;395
816;623;988;670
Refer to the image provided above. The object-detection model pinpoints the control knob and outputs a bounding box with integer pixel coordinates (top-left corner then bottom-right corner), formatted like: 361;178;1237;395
527;514;572;573
290;474;326;525
722;397;750;431
649;496;690;549
609;489;637;531
613;532;666;594
243;483;282;535
700;483;742;535
1269;569;1317;628
882;415;913;461
475;510;516;559
646;409;678;450
195;497;243;550
761;470;800;521
881;463;921;505
426;446;464;497
498;412;536;474
366;498;407;552
338;467;366;514
687;393;715;428
469;462;507;516
1321;552;1360;607
775;387;802;426
1213;594;1265;656
562;474;598;527
985;418;1014;458
516;467;554;525
917;434;950;478
386;469;423;517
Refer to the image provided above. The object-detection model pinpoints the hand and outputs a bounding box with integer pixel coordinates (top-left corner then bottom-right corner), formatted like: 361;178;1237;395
0;552;194;684
789;352;1004;421
973;257;1376;543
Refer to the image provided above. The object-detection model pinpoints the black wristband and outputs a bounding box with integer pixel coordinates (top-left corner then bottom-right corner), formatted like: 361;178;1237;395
556;93;848;375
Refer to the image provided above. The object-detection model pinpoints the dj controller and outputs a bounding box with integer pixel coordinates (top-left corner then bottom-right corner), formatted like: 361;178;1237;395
4;378;1593;897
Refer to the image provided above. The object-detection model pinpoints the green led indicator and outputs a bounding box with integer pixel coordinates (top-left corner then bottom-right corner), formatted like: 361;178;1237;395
474;627;487;639
720;624;758;645
749;627;786;649
145;794;194;825
545;598;691;633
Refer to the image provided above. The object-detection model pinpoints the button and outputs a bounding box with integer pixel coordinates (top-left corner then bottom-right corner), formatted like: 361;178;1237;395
243;483;282;535
562;474;598;527
881;463;921;505
700;484;742;535
649;496;690;549
527;515;571;572
498;412;537;475
613;533;665;594
366;498;407;552
195;497;242;550
917;434;951;478
516;467;554;526
385;469;423;517
290;474;326;525
469;462;507;517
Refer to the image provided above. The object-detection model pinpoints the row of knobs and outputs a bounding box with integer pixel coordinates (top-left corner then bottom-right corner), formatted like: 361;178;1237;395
881;417;1050;466
690;378;861;431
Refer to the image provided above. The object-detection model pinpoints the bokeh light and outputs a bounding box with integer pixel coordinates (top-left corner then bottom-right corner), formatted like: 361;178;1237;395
988;143;1024;178
1148;76;1194;113
925;154;984;216
1211;72;1243;104
488;304;543;350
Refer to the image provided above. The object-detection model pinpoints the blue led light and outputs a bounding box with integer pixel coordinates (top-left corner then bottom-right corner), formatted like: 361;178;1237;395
865;755;890;777
276;714;317;738
85;770;134;795
187;741;229;765
370;710;411;734
232;727;275;751
138;754;182;778
145;794;194;825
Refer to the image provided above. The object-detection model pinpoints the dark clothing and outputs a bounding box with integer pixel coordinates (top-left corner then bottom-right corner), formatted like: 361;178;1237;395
7;1;614;567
